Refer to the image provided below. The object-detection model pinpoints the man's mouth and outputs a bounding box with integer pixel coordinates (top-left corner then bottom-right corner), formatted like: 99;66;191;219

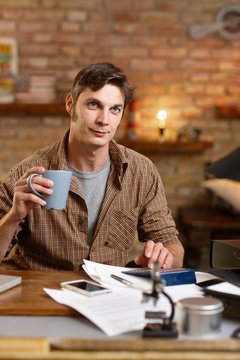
91;129;109;136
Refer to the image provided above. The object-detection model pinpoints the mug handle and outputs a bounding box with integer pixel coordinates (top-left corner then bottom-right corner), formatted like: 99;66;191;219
27;173;45;199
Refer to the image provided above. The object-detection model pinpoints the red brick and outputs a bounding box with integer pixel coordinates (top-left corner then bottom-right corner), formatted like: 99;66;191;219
0;0;239;216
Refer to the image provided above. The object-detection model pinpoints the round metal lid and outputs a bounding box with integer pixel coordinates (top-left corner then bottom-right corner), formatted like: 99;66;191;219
177;296;224;312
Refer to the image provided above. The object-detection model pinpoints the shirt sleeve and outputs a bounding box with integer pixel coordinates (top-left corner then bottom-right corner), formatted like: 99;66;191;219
0;170;23;246
137;164;180;246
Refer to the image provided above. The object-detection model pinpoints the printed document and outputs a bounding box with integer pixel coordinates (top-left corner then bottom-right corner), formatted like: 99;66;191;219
44;261;206;336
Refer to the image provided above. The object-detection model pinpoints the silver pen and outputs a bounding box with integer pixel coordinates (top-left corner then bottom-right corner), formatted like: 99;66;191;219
111;274;133;286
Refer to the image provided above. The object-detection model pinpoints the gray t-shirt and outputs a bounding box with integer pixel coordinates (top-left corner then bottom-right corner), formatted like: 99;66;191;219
68;158;111;244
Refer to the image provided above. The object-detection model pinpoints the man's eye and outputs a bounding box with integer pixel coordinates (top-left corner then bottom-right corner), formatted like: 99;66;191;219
112;106;121;114
88;101;98;109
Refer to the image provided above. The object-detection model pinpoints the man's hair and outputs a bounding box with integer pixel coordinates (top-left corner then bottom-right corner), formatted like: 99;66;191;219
70;62;134;107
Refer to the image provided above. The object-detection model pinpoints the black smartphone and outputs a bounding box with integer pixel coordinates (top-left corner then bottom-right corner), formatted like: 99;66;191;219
60;280;111;297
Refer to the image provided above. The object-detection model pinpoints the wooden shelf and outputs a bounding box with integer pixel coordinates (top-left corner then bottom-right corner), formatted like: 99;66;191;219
119;138;213;154
0;102;66;116
216;105;240;119
3;103;239;120
0;103;213;154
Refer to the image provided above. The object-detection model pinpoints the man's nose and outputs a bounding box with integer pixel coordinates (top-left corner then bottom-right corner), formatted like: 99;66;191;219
97;109;109;124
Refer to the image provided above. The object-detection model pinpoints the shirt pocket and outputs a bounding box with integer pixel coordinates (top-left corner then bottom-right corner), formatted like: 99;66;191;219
107;208;139;250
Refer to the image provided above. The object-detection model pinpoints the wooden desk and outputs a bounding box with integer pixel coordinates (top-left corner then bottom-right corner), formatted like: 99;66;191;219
0;269;239;360
0;269;87;316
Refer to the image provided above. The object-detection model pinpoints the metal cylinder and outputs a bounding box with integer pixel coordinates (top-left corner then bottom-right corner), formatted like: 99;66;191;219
176;297;224;336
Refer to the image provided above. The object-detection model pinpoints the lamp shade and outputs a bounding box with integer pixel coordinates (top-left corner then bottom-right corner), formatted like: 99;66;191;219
207;147;240;181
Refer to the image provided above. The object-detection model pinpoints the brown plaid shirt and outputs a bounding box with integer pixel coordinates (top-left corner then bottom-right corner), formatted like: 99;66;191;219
0;131;180;270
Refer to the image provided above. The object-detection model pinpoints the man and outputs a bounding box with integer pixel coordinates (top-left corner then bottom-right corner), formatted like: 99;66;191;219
0;62;184;271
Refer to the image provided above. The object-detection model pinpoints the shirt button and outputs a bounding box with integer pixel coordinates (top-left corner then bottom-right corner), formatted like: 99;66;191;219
105;241;109;246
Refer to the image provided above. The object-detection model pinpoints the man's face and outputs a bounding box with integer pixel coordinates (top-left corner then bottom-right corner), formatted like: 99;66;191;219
67;84;125;148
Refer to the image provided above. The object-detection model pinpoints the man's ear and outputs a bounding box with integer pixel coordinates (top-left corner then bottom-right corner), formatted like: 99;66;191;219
65;93;74;115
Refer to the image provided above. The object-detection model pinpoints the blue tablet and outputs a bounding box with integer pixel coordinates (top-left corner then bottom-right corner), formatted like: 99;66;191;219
122;268;196;286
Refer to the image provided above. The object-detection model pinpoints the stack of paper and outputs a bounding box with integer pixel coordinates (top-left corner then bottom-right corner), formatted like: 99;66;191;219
44;261;205;336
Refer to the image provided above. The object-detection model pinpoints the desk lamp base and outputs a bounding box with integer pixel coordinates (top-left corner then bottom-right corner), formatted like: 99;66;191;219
141;262;178;338
143;321;178;338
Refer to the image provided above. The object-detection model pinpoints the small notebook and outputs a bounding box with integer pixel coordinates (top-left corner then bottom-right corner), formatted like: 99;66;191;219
122;268;196;286
0;274;22;293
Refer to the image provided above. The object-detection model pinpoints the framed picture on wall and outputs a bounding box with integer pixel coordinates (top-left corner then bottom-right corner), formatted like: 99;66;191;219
0;37;18;103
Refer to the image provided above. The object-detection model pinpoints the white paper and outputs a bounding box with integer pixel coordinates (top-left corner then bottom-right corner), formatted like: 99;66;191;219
82;259;151;292
44;261;205;336
195;271;219;283
83;260;204;300
44;287;170;336
207;281;240;296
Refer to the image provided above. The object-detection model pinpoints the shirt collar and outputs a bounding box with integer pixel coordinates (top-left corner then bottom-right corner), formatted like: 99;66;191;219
56;131;129;179
52;130;71;170
109;139;129;178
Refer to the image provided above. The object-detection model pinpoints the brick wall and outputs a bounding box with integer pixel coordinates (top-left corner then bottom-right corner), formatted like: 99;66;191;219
0;0;240;216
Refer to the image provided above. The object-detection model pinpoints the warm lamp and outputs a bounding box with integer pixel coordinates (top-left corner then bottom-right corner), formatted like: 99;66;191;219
157;109;167;142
